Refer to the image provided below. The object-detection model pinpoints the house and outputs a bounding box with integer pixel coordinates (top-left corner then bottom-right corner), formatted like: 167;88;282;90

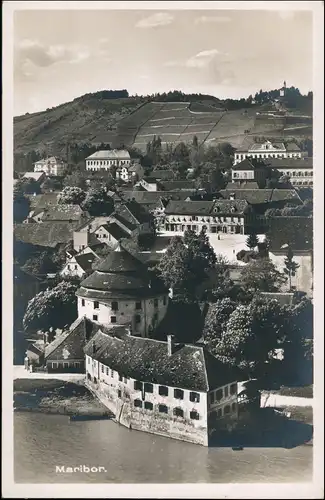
266;216;313;296
60;252;97;279
93;223;130;247
233;140;303;165
26;205;89;224
44;316;98;373
231;159;269;184
34;157;67;177
26;193;61;211
84;330;238;446
14;222;80;249
22;171;46;184
107;201;155;240
76;248;169;337
135;178;159;192
116;162;144;182
164;199;249;235
85;150;131;171
266;158;313;186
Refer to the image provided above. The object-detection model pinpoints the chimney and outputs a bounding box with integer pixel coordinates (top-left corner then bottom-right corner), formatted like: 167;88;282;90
167;335;175;356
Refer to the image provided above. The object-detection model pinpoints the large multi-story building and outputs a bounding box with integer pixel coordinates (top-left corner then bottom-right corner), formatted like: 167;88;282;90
85;150;131;171
233;140;303;165
34;157;67;177
266;158;313;186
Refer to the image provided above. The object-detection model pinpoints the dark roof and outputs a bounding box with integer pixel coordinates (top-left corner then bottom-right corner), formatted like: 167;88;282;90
121;190;191;206
164;200;215;215
212;199;248;214
77;249;168;300
27;193;60;210
45;316;98;360
158;180;196;192
99;223;129;241
74;252;97;271
226;181;260;190
267;158;313;169
151;170;175;180
285;142;302;152
84;329;237;392
113;201;152;226
14;222;79;248
39;205;88;222
267;217;313;252
220;189;301;205
232;159;256;171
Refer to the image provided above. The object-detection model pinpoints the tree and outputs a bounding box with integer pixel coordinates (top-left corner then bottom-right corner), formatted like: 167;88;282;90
192;135;199;150
57;186;86;205
240;258;287;293
13;190;30;223
203;298;237;350
22;251;58;276
81;187;114;216
14;178;41;195
212;297;290;378
41;177;62;192
246;233;259;250
283;246;300;291
23;281;78;335
63;173;87;190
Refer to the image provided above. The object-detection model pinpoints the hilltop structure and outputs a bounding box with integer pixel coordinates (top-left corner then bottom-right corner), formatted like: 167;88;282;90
85;150;131;171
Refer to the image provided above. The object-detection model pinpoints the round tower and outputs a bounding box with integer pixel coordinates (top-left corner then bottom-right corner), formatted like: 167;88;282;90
76;248;169;337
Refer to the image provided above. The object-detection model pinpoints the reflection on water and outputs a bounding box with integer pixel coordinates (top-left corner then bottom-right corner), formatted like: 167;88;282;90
14;413;312;484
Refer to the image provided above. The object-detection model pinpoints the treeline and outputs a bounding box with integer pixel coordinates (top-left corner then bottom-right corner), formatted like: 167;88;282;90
74;89;129;102
137;90;219;103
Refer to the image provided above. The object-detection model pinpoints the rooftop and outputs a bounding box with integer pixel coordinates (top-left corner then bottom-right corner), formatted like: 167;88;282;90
220;188;301;205
267;158;313;169
158;180;197;192
39;205;88;222
45;316;97;360
164;200;215;216
14;222;80;248
86;149;130;160
84;329;237;392
74;252;97;272
22;172;45;182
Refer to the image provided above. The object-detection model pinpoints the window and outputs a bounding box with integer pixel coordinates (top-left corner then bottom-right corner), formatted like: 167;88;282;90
224;405;231;414
111;301;118;311
163;296;167;306
74;265;78;270
159;385;168;396
67;265;70;270
64;362;69;368
215;389;223;401
93;315;98;321
173;407;184;417
144;401;153;410
159;404;168;414
52;362;58;369
209;392;215;404
135;315;141;324
111;316;117;324
144;383;153;393
134;381;143;391
118;390;122;398
230;383;237;395
111;370;114;378
154;298;158;308
94;301;99;309
174;389;184;400
224;386;229;397
135;301;142;310
119;374;123;382
190;392;200;403
232;402;237;412
106;367;109;376
134;399;142;408
101;365;104;373
190;410;200;420
81;299;85;307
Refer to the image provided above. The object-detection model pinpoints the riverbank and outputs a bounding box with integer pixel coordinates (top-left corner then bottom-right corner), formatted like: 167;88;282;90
14;378;113;417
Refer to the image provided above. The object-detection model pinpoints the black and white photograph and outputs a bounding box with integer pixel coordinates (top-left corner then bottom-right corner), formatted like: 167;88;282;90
2;1;324;498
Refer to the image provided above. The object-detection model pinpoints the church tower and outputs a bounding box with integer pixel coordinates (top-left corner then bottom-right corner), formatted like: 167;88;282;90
280;80;286;98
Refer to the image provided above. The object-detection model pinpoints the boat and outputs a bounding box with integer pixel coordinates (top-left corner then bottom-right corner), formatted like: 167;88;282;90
69;414;112;421
232;446;244;451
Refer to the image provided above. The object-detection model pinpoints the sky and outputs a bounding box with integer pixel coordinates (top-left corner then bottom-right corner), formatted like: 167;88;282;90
13;8;313;116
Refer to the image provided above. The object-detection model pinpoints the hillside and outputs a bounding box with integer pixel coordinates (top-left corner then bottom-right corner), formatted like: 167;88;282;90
14;91;313;157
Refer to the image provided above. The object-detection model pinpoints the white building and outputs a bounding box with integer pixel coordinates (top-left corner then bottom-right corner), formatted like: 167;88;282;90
267;158;313;186
85;150;131;171
60;252;97;279
76;248;169;337
34;157;67;177
116;162;144;183
234;140;303;165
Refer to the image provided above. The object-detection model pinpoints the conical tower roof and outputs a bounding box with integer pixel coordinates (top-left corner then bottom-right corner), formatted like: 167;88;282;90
77;248;167;301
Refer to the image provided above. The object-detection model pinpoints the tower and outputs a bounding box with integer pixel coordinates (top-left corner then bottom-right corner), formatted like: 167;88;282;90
280;81;286;98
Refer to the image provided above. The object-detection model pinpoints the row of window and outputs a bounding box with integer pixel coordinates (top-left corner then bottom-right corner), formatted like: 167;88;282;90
67;264;79;271
132;400;200;419
282;171;313;177
82;299;165;311
50;361;81;369
209;383;237;405
96;232;113;240
86;160;130;166
210;402;237;418
235;153;301;160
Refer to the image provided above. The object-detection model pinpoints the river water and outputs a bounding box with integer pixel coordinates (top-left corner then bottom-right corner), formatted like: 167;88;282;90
14;413;312;483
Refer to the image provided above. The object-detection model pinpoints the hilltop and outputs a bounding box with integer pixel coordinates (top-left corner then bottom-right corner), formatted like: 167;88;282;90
14;88;312;158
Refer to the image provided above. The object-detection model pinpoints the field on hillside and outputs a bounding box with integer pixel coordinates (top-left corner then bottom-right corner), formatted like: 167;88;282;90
14;94;313;155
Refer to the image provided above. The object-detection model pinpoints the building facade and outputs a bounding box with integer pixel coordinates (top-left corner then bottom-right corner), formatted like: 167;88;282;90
85;150;131;171
267;158;313;186
84;330;238;446
60;252;97;279
34;157;67;177
163;200;249;235
76;248;169;337
234;140;302;165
